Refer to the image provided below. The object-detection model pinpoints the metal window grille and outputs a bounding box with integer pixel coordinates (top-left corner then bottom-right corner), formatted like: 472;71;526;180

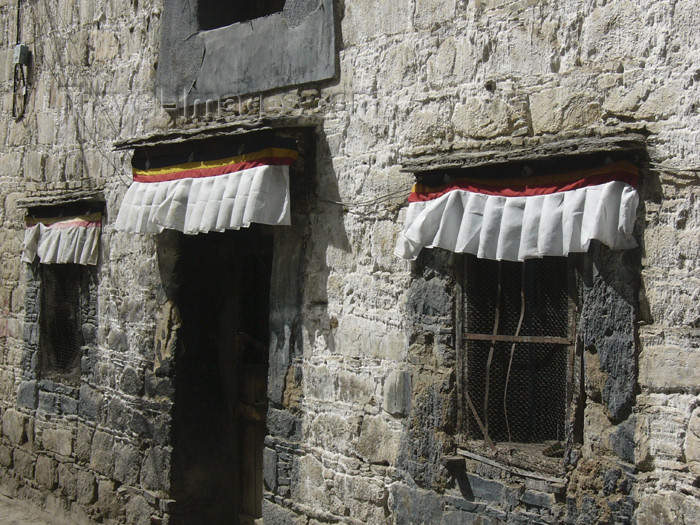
461;256;571;445
39;264;84;374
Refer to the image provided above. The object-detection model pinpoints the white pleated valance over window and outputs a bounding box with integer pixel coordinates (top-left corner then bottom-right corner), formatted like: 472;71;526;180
115;141;298;235
395;161;640;262
22;214;102;265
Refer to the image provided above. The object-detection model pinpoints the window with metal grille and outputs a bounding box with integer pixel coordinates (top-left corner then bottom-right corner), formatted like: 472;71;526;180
198;0;287;30
39;264;84;376
459;255;574;447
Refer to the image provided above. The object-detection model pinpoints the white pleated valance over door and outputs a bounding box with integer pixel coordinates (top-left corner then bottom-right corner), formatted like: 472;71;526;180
22;214;102;265
395;161;640;262
115;141;298;235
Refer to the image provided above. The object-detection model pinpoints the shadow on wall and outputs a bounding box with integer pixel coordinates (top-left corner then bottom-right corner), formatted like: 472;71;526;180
262;128;351;520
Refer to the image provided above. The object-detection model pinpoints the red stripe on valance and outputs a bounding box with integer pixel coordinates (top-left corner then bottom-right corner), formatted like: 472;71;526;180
409;162;639;203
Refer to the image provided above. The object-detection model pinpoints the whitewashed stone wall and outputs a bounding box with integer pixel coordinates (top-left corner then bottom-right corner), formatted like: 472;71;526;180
0;0;698;523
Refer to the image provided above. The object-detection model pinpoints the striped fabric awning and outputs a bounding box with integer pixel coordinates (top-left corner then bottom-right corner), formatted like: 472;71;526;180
23;213;102;265
395;161;640;261
115;138;298;234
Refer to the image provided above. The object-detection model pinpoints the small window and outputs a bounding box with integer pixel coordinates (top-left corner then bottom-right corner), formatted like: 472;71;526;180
460;256;574;446
39;264;84;377
198;0;287;30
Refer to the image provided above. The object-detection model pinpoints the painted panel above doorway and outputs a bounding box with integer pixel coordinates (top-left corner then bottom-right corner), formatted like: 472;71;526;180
155;0;336;110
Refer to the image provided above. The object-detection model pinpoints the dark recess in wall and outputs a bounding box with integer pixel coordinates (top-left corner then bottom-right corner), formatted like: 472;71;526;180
198;0;287;30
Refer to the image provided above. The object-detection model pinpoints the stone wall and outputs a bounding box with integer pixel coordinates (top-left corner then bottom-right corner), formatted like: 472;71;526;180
0;0;698;524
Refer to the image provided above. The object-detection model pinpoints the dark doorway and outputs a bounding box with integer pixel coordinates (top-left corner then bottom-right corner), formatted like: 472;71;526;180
169;225;273;524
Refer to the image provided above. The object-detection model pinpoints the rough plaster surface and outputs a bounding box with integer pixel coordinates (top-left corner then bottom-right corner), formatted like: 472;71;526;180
0;0;698;523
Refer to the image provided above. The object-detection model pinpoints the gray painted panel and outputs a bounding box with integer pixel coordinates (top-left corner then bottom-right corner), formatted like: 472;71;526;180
156;0;336;108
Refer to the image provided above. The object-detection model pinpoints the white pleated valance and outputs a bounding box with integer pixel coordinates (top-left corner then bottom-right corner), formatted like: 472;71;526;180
115;140;298;235
395;162;640;262
23;214;102;265
115;164;291;234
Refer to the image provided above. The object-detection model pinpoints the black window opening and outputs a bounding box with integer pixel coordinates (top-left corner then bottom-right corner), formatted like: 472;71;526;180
198;0;287;30
39;264;85;377
460;256;574;446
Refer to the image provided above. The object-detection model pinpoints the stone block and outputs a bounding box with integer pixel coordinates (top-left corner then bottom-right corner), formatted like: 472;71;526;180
0;369;15;400
336;369;375;404
66;30;89;66
521;489;555;508
113;441;140;486
126;495;153;525
120;366;143;396
38;391;60;414
13;449;35;478
107;397;130;429
334;316;406;361
685;407;700;480
390;482;444;525
406;108;449;147
79;0;95;25
8;119;32;146
611;416;636;464
42;427;74;457
75;423;93;463
357;415;400;465
306;412;361;456
452;97;516;139
35;455;57;489
89;430;115;477
97;479;121;518
16;380;38;409
107;328;128;352
414;0;457;29
465;473;506;503
444;509;479;524
3;408;28;444
263;447;277;491
580;260;637;422
529;88;601;135
0;444;13;468
60;395;79;415
141;446;170;492
342;0;413;44
267;408;301;440
636;492;700;525
58;463;78;501
0;152;23;178
384;370;412;416
36;112;55;145
639;345;700;392
76;470;97;505
44;154;65;182
93;30;119;61
79;383;103;421
23;151;46;182
262;499;305;525
130;410;154;439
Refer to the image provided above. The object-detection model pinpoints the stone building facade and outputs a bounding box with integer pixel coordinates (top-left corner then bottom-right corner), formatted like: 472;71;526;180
0;1;699;524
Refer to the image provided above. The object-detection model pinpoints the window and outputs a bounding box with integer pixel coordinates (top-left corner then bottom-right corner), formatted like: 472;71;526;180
458;255;576;450
38;264;85;378
198;0;287;30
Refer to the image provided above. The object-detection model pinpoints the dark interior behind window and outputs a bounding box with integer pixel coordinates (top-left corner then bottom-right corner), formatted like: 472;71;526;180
39;264;84;376
198;0;287;30
463;256;572;444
